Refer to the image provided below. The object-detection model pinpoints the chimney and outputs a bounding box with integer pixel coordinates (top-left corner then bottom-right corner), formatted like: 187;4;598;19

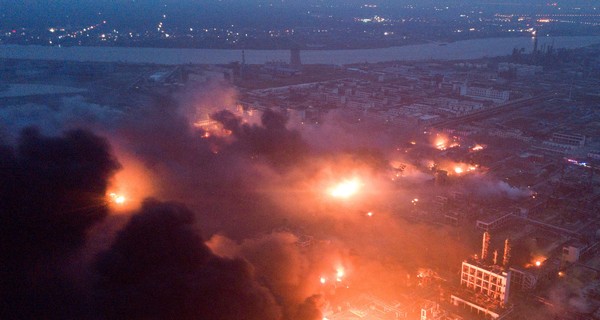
503;238;511;267
481;231;490;261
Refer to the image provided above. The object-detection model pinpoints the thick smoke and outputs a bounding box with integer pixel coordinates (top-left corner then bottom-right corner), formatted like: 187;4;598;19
94;199;281;320
212;109;309;168
0;128;120;319
207;232;335;319
0;93;329;319
0;85;476;320
294;295;325;320
0;128;120;253
118;95;310;237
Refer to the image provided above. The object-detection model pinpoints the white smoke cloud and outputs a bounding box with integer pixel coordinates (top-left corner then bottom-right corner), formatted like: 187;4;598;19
0;96;123;142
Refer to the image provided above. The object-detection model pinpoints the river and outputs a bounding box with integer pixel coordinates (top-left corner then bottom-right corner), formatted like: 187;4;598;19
1;36;600;65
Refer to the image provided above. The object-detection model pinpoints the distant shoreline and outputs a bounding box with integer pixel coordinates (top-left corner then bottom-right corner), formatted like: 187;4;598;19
2;35;600;65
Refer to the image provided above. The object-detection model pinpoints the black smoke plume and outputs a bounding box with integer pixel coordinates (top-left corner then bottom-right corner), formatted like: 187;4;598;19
0;128;120;319
0;89;474;320
94;199;281;320
212;109;309;168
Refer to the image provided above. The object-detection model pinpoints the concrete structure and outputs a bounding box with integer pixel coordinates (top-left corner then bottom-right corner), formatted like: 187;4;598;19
488;128;533;142
476;213;514;231
450;233;513;319
509;267;538;291
450;295;505;319
539;132;587;154
550;133;586;147
459;261;511;305
451;259;512;319
498;63;543;78
561;240;600;264
562;242;584;263
460;84;510;103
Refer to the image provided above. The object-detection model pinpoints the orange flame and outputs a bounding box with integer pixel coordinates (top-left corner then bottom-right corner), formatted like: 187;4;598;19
329;178;361;199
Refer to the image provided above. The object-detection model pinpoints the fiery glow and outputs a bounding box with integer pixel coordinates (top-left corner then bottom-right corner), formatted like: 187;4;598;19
426;160;435;170
193;119;233;138
366;211;373;217
106;149;156;213
530;257;546;268
336;267;345;281
320;277;326;284
109;192;126;205
329;178;361;199
433;134;460;151
448;163;478;175
434;135;447;150
471;144;484;151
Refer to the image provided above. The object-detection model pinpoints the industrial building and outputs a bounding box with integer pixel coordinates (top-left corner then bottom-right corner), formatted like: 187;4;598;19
449;233;513;319
459;84;510;103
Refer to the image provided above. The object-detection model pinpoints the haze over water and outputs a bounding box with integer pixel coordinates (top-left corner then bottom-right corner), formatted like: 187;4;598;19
3;36;600;64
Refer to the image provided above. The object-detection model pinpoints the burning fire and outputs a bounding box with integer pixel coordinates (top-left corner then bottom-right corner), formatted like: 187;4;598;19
105;149;156;213
320;265;349;286
108;192;126;205
450;163;478;175
471;144;485;151
336;267;345;282
193;120;233;138
529;257;546;268
434;136;447;150
433;134;460;151
329;178;361;199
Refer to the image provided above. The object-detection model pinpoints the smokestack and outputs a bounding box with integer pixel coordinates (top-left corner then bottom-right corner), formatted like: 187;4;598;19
493;249;498;265
503;238;511;267
481;231;490;261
